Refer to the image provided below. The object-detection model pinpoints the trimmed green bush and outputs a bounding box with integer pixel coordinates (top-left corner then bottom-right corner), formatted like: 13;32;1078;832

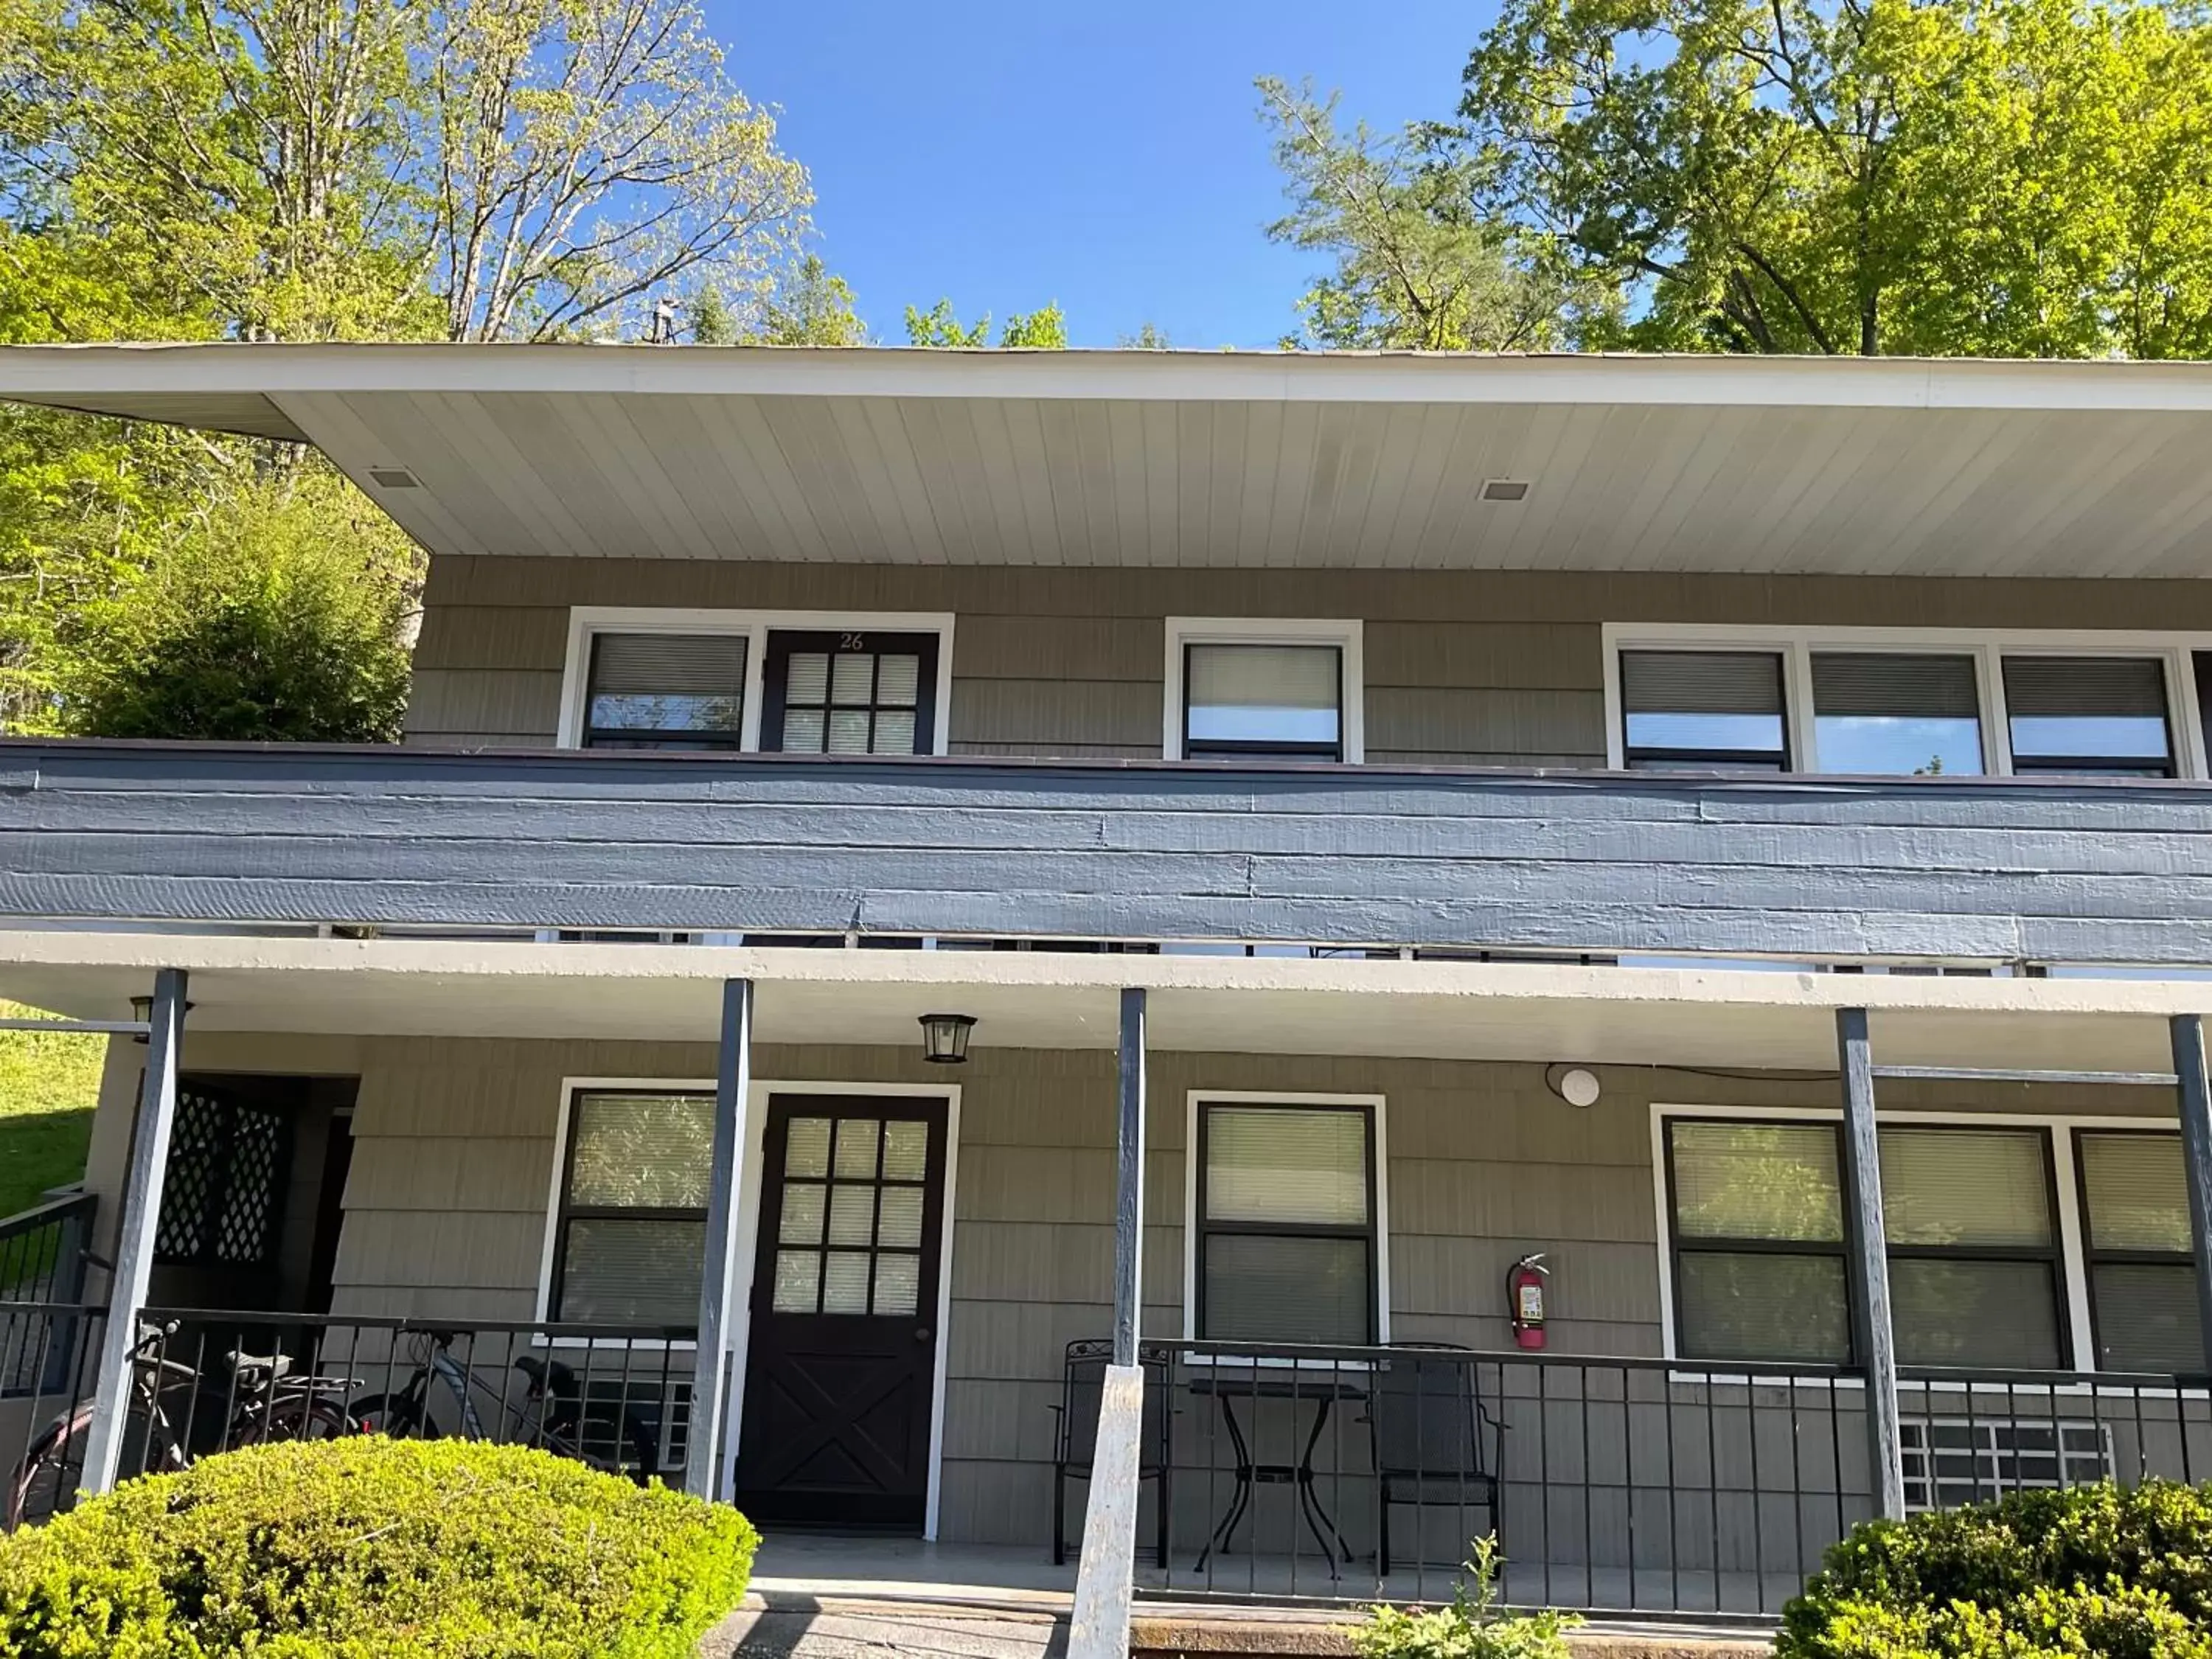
0;1437;757;1658
1779;1480;2212;1658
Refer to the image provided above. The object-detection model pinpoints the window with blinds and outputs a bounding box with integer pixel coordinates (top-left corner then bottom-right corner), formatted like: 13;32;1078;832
1666;1119;2066;1368
1620;651;1787;769
760;630;939;756
1183;643;1343;759
1196;1102;1376;1344
550;1090;714;1325
1811;653;1984;775
2076;1131;2203;1374
2002;656;2173;776
583;633;747;748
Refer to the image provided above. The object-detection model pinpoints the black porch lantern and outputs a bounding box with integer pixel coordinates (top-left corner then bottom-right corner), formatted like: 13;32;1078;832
918;1012;977;1064
128;992;193;1044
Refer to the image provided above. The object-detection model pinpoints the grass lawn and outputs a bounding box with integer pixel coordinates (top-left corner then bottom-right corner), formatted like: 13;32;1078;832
0;1002;105;1217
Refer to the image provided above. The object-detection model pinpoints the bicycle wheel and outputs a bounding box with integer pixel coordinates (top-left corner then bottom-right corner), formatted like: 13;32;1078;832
352;1394;439;1440
7;1407;183;1528
233;1397;359;1446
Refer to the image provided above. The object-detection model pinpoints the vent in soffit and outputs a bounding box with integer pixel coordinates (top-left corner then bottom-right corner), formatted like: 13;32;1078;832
366;467;420;490
1480;478;1531;502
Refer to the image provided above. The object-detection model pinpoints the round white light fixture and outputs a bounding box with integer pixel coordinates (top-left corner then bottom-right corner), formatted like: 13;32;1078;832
1546;1064;1601;1108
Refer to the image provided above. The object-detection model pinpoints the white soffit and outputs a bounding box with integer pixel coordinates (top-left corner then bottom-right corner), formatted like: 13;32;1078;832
10;344;2212;577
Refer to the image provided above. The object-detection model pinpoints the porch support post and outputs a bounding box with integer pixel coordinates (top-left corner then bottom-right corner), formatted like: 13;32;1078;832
686;975;752;1500
2167;1015;2212;1380
82;967;186;1495
1837;1006;1906;1521
1068;987;1148;1659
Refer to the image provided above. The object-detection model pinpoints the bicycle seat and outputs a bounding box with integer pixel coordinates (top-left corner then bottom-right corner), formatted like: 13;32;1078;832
225;1349;293;1382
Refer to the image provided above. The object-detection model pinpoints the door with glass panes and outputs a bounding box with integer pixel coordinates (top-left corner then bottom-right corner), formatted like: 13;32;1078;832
734;1096;947;1528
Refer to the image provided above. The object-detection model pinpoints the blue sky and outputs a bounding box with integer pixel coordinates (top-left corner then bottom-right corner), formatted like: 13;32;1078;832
713;0;1491;349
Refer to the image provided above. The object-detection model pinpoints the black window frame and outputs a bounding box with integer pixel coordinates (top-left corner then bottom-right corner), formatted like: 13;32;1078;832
1193;1099;1379;1345
1663;1116;2072;1369
1180;640;1346;762
1619;649;1792;771
580;630;749;751
546;1087;714;1328
2072;1127;2202;1376
759;629;941;757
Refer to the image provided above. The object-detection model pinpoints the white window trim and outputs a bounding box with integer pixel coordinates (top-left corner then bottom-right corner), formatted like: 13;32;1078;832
557;607;957;755
1601;623;2212;779
541;1075;962;1540
1164;617;1366;762
1181;1089;1391;1348
1648;1101;2188;1379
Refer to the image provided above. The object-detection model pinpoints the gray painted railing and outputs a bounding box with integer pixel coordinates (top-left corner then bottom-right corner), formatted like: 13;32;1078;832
5;738;2212;961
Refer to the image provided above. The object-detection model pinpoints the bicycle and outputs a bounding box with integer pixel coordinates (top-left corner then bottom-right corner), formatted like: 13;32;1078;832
352;1329;661;1481
7;1321;361;1527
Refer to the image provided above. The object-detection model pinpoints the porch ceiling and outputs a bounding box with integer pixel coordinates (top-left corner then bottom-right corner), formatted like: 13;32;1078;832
0;931;2196;1074
11;345;2212;577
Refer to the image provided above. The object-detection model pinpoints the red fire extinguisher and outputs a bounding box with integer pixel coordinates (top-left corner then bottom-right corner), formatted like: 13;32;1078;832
1508;1253;1550;1350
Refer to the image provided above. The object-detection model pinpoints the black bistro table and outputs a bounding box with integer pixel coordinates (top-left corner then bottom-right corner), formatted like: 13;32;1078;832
1188;1368;1366;1575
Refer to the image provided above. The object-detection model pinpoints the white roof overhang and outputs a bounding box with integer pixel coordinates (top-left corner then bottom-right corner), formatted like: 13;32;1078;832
0;931;2197;1074
9;343;2212;577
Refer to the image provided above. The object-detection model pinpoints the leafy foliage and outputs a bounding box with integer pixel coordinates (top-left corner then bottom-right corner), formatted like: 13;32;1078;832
905;297;1068;347
759;254;867;344
1778;1481;2212;1658
1349;1537;1582;1659
1256;77;1602;352
1458;0;2212;356
0;1438;759;1658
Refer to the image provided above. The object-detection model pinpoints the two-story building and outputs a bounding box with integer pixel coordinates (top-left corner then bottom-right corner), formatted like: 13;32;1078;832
1;344;2210;1636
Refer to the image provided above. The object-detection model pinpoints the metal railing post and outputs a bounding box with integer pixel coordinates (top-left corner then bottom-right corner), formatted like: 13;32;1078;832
81;968;187;1495
686;976;752;1500
1838;1006;1907;1520
2168;1014;2212;1380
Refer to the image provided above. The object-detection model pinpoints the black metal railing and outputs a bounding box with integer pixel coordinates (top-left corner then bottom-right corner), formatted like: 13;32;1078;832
0;1193;95;1305
2;1308;699;1531
1102;1343;2212;1618
1;1299;108;1526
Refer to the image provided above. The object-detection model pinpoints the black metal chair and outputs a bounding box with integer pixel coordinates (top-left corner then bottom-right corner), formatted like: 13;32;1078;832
1362;1342;1506;1574
1048;1338;1173;1568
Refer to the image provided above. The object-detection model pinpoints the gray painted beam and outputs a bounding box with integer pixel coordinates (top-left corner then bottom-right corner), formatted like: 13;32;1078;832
1114;987;1146;1368
2168;1015;2212;1380
690;977;753;1500
1066;1363;1144;1659
7;740;2212;962
1838;1006;1907;1522
82;967;186;1495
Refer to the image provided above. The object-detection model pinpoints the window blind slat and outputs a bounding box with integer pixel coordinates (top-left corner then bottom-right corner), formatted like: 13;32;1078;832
568;1091;715;1208
2002;655;2166;716
1811;653;1979;717
1621;650;1784;715
2081;1133;2193;1253
1881;1127;2053;1248
589;633;747;697
1188;643;1339;711
1670;1122;1843;1241
1206;1106;1368;1225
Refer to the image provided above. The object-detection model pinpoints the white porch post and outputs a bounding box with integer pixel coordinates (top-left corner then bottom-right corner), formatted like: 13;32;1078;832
1837;1006;1907;1520
2168;1015;2212;1379
1069;987;1147;1659
81;967;186;1495
686;976;753;1499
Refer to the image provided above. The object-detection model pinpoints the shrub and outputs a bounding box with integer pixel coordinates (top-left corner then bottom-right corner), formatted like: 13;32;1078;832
1348;1536;1581;1658
0;1437;757;1658
1778;1480;2212;1659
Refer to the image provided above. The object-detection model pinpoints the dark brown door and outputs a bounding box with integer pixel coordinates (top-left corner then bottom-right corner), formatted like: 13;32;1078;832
734;1095;948;1528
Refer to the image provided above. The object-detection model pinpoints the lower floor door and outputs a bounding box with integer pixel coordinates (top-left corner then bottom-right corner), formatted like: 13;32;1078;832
733;1093;948;1528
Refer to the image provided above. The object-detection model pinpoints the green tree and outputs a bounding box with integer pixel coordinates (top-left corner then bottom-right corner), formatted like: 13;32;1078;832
1256;76;1597;351
1119;321;1173;348
1458;0;2212;356
760;255;866;344
905;298;1068;347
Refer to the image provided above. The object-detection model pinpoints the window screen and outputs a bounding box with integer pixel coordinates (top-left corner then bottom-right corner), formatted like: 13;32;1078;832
1666;1121;1850;1362
1882;1127;2063;1369
552;1091;712;1325
2003;656;2173;776
2078;1132;2205;1374
1183;643;1343;759
1621;651;1788;770
760;630;939;756
1811;653;1984;776
1197;1103;1374;1343
582;633;747;749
